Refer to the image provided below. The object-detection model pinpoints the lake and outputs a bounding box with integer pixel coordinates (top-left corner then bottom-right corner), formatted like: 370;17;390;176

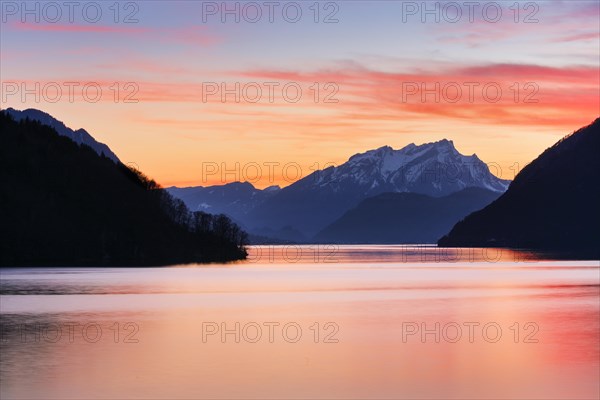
1;245;599;399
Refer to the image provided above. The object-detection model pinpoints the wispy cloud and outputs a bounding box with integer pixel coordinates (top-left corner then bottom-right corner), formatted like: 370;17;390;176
555;32;599;43
433;1;600;48
238;62;599;129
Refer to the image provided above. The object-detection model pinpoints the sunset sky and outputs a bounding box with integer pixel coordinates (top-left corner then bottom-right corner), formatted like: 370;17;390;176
1;0;598;188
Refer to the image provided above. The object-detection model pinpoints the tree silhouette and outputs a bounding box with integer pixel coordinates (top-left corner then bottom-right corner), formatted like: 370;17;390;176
0;111;248;266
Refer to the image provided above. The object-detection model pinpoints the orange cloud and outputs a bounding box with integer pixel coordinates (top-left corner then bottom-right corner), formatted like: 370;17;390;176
4;61;597;132
238;63;599;130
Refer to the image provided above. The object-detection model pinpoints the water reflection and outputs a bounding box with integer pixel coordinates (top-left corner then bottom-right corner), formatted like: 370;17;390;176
1;246;598;399
246;244;555;264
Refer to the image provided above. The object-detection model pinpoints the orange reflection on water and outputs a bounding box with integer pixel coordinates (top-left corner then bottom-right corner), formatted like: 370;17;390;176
1;247;598;399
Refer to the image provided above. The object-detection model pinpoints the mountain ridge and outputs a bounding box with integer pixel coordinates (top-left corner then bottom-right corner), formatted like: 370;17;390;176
315;187;502;244
4;107;120;163
438;117;600;258
0;111;247;266
312;138;509;196
170;140;510;240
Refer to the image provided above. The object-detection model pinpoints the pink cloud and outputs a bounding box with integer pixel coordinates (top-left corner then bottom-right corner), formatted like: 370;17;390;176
167;26;220;46
432;2;600;48
3;62;597;131
237;63;599;129
457;64;598;83
556;32;599;42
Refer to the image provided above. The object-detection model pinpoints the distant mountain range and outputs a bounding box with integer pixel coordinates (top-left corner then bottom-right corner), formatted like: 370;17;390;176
3;108;509;244
3;107;597;257
167;182;281;224
4;107;120;163
315;187;502;244
169;140;510;241
439;118;600;258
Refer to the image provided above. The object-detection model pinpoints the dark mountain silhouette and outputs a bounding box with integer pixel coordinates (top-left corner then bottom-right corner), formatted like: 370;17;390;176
439;118;600;258
0;111;247;266
5;107;120;163
315;188;501;244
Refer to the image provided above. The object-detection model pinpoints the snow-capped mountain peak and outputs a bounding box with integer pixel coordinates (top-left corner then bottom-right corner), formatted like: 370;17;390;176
312;140;509;196
168;139;512;239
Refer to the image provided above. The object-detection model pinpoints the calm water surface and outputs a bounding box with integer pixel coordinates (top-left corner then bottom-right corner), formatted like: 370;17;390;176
1;246;599;399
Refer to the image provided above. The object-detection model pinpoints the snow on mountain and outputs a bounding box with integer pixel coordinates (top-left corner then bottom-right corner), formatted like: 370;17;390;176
243;139;511;238
312;139;509;197
4;108;120;163
168;140;511;240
